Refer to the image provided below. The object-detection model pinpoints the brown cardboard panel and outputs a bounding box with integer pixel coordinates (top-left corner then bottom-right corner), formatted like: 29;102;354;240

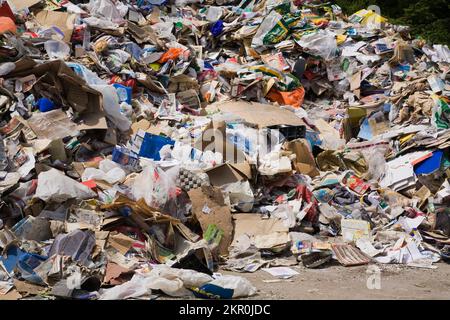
206;101;307;128
232;213;288;245
285;139;319;177
8;0;41;11
205;162;252;186
188;186;232;255
35;10;76;42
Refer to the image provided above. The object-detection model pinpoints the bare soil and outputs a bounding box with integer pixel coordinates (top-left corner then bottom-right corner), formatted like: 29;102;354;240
219;262;450;300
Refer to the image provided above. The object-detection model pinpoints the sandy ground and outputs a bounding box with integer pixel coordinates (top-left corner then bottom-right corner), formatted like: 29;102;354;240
219;262;450;300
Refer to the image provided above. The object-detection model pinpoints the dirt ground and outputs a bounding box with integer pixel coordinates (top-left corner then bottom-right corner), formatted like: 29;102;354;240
220;262;450;300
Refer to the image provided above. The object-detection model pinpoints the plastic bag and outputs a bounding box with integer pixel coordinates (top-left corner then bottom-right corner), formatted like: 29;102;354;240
66;63;106;86
87;0;127;23
82;167;126;185
99;274;152;300
267;86;305;108
142;275;187;297
99;159;122;172
206;6;223;22
131;162;179;208
320;132;346;150
270;203;297;228
252;10;286;50
158;48;183;63
208;275;257;298
431;95;450;130
0;17;17;35
100;268;204;300
149;265;213;287
210;20;224;37
44;40;70;60
0;62;15;76
360;142;389;182
83;17;119;30
296;30;338;61
91;85;131;132
35;169;97;203
223;181;254;212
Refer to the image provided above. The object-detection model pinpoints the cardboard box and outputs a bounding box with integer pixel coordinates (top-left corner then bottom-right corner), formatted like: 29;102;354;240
35;10;76;42
205;162;252;186
8;58;107;130
285;139;319;177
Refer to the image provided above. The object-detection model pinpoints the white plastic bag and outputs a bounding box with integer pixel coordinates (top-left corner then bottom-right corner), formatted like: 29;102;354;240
44;40;70;60
206;6;223;22
83;17;119;30
251;10;283;50
35;169;96;202
360;143;389;182
91;85;131;132
99;274;152;300
0;62;15;76
270;203;297;228
149;265;213;287
296;30;338;61
99;159;121;172
131;163;178;208
87;0;127;23
81;167;126;185
223;181;254;212
208;275;257;298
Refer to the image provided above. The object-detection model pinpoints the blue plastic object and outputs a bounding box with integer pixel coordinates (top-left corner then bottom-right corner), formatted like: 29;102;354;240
138;133;175;161
37;97;56;112
0;244;47;285
192;283;234;299
414;150;443;175
113;83;132;105
210;20;224;37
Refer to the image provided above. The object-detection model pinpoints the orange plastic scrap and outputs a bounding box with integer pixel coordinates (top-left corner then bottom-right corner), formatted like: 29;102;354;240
158;47;184;63
0;17;17;34
266;86;305;108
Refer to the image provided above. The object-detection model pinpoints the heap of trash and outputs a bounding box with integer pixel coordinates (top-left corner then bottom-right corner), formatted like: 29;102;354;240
0;0;449;300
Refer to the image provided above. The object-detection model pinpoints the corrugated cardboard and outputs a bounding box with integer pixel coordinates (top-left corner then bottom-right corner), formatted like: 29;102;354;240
8;58;106;130
7;0;41;11
206;101;307;128
205;162;252;186
232;214;288;246
35;10;76;42
193;119;247;163
285;139;319;177
188;186;232;255
127;21;163;48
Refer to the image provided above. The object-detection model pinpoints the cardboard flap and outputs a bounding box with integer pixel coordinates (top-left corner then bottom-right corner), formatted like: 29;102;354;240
188;187;232;255
34;10;76;42
8;0;42;11
206;101;307;128
205;162;251;186
232;213;288;246
286;138;319;177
